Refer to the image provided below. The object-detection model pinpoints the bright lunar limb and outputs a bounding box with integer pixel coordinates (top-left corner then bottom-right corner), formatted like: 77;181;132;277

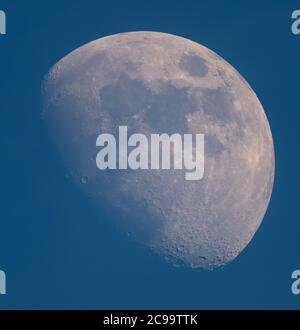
43;32;275;270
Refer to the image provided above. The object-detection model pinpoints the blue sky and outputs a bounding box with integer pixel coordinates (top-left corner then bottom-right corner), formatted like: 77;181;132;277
0;0;300;309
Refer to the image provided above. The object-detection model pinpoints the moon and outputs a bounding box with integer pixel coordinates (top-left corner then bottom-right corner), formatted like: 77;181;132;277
42;32;275;270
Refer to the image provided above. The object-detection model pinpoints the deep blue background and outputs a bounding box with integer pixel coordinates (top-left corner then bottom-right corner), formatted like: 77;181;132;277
0;0;300;309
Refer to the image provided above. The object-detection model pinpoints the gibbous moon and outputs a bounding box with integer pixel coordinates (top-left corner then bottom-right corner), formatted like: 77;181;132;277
43;32;275;270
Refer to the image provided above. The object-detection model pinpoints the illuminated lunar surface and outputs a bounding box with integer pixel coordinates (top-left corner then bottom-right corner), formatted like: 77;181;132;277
43;32;275;270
